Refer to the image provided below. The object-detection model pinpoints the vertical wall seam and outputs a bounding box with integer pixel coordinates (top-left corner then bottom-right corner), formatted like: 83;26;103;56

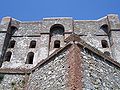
67;44;83;90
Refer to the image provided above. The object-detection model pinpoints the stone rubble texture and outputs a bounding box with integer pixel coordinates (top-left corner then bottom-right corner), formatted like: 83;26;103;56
27;50;69;90
0;14;119;90
81;49;120;90
0;74;25;90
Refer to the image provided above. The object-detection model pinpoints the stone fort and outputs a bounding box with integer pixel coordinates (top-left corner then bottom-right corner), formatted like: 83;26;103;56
0;14;120;90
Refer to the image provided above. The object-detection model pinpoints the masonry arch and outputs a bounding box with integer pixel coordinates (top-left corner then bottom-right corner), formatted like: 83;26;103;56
100;24;109;34
50;24;64;37
49;24;65;50
10;26;18;35
26;52;34;64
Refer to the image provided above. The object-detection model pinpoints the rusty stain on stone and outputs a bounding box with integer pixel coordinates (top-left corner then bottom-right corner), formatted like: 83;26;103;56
67;44;83;90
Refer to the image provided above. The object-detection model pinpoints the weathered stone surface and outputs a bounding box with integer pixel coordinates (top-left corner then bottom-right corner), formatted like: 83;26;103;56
67;44;83;90
27;50;69;90
81;49;120;90
0;14;120;90
0;74;25;90
16;22;41;36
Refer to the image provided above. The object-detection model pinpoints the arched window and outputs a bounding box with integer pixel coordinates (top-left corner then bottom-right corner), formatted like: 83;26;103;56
100;24;109;34
26;52;34;64
54;40;60;48
49;24;64;50
104;51;110;56
101;40;109;48
10;26;18;35
50;24;64;37
8;40;16;48
4;51;12;61
29;40;36;48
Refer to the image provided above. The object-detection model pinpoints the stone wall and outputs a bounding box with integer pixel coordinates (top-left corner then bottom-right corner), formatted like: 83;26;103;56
74;19;111;53
108;14;120;63
1;14;120;68
0;15;120;90
0;33;7;58
0;74;26;90
13;22;41;36
0;17;12;66
42;17;73;33
27;50;69;90
110;30;120;63
81;48;120;90
2;34;49;68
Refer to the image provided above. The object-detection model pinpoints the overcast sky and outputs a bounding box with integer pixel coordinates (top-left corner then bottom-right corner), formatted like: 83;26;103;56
0;0;120;21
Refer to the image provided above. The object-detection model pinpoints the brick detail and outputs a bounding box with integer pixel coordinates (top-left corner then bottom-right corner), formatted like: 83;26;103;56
67;44;83;90
24;74;30;90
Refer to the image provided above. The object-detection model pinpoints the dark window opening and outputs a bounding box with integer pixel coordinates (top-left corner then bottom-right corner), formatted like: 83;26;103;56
29;40;36;48
10;26;18;35
8;40;15;48
50;24;64;37
54;40;60;48
26;52;34;64
101;40;109;48
104;51;110;56
100;24;109;34
4;51;12;61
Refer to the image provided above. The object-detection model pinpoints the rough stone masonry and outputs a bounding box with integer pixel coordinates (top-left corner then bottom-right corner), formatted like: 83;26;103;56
0;14;120;90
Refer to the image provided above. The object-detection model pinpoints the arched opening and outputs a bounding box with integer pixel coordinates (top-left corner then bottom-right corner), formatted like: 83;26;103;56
29;40;36;48
10;26;18;35
100;24;109;34
26;52;34;64
104;51;110;56
54;40;60;48
101;40;109;48
49;24;64;50
4;51;12;61
50;24;64;37
8;40;16;48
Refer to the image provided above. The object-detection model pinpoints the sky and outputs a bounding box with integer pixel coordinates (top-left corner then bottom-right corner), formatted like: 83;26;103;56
0;0;120;21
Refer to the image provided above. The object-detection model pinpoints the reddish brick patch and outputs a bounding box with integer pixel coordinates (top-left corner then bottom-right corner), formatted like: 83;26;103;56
67;44;83;90
24;74;30;90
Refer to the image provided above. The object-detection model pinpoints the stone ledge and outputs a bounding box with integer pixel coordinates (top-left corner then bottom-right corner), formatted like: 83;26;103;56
0;68;30;74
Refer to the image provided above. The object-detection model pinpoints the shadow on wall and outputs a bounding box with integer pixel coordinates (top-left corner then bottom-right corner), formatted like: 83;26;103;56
0;74;4;83
100;24;109;34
